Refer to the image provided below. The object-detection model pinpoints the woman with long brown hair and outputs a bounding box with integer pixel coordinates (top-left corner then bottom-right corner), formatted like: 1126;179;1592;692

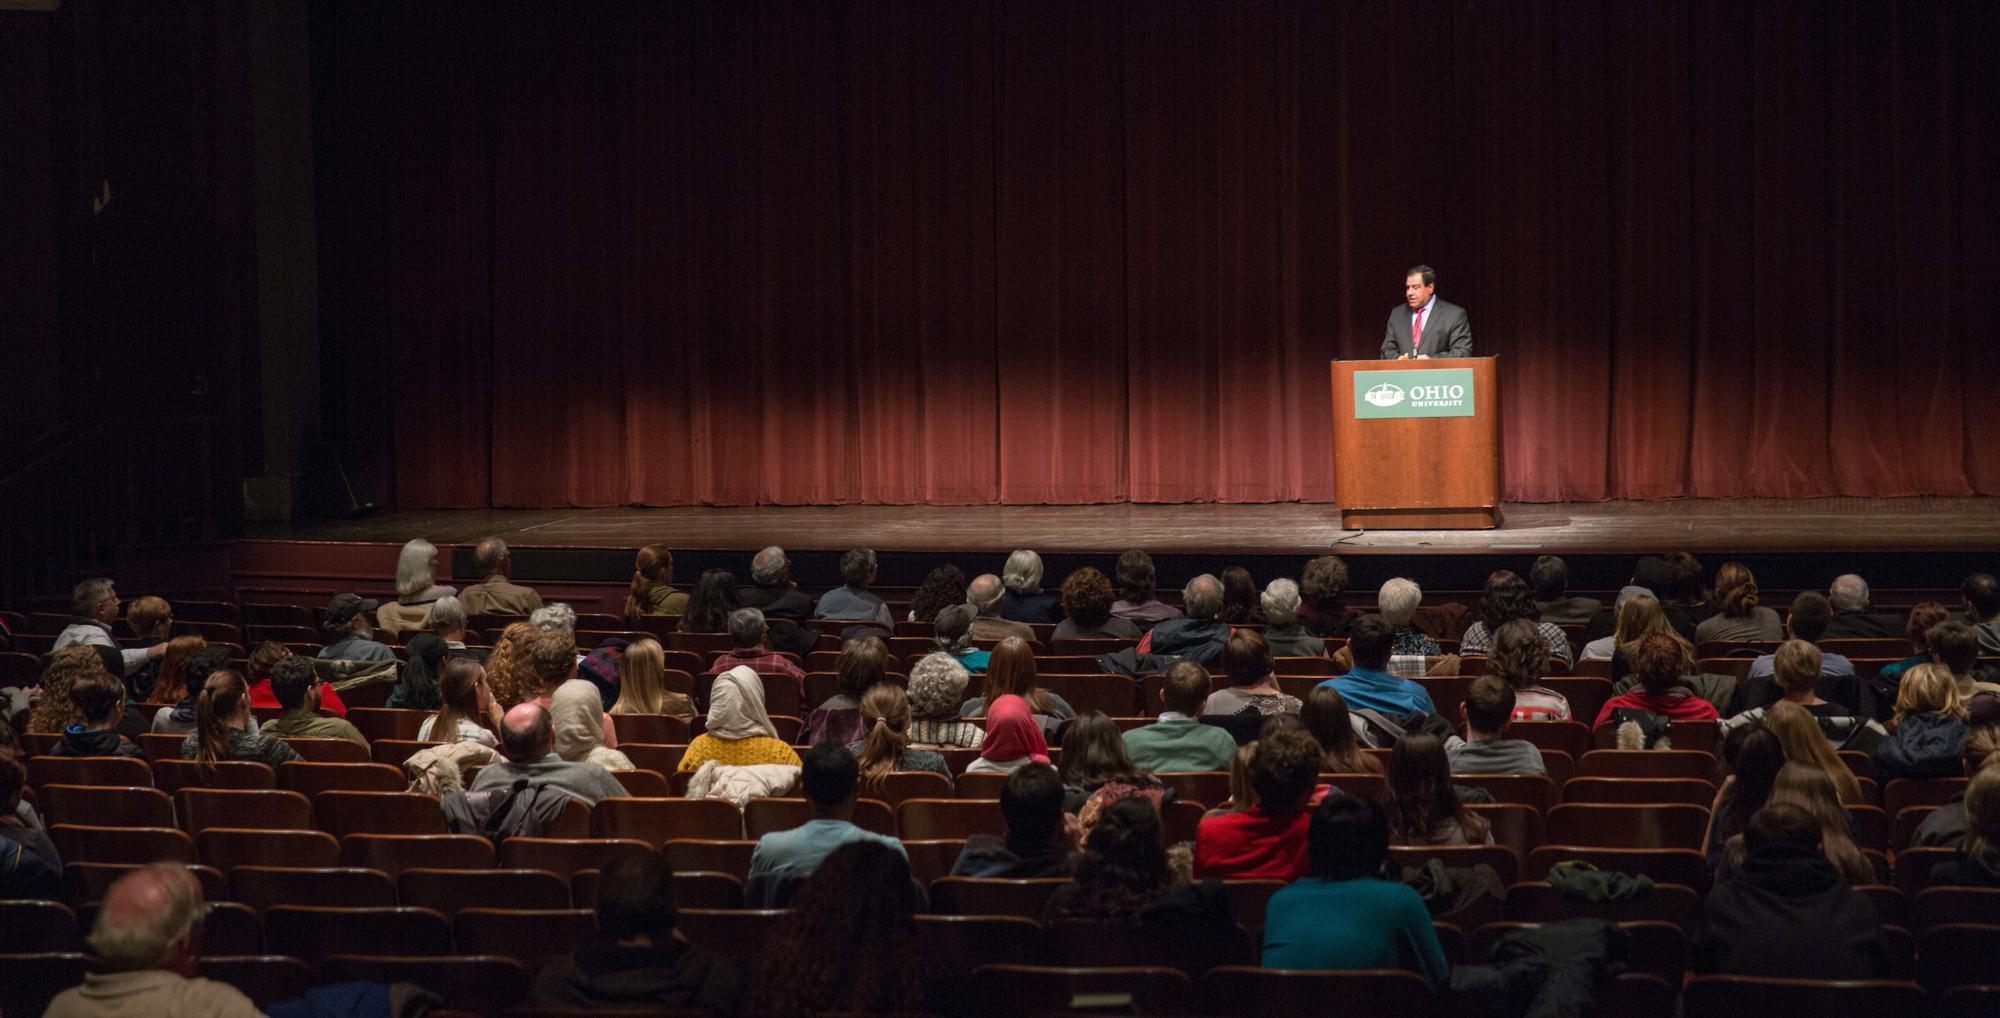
851;684;949;793
1300;684;1381;774
181;670;299;769
958;637;1074;728
1764;700;1866;804
418;658;502;746
1384;733;1492;846
623;544;686;618
1057;711;1160;813
145;635;208;708
1487;618;1570;721
1748;763;1873;885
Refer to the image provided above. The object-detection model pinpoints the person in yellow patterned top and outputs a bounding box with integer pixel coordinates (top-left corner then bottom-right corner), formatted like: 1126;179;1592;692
679;666;802;772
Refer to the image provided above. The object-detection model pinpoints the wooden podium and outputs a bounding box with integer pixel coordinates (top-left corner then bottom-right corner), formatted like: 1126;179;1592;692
1330;356;1501;529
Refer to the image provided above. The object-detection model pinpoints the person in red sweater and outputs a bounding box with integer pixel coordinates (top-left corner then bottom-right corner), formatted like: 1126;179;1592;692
243;642;348;717
1194;728;1320;879
1594;633;1719;728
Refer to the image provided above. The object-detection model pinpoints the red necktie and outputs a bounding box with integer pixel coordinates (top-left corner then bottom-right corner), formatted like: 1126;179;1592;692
1411;307;1425;355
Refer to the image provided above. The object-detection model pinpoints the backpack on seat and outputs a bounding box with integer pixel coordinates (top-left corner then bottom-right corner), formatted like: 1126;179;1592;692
440;778;577;840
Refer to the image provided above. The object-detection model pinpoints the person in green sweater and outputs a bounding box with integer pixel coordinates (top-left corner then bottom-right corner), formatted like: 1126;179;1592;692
1123;661;1239;773
1260;794;1450;987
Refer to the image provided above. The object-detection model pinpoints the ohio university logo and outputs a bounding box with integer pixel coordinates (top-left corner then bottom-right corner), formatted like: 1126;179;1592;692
1364;383;1405;407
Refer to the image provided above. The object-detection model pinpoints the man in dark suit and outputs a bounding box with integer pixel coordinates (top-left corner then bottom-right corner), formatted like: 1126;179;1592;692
1822;574;1904;639
1380;264;1473;359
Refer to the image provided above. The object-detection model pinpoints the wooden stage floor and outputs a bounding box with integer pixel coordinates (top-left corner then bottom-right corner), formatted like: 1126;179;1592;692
250;496;2000;557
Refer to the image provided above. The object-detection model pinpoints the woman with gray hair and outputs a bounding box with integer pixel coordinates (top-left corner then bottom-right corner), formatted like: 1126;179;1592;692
1000;549;1064;624
906;652;984;749
378;538;458;636
1377;578;1441;657
1259;579;1326;658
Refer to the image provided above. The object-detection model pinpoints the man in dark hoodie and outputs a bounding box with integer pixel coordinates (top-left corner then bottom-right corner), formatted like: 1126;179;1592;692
533;847;743;1013
949;762;1076;878
54;669;145;758
1692;802;1888;980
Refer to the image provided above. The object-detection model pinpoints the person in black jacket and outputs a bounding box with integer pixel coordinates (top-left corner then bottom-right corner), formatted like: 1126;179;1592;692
54;669;146;758
1928;764;2000;888
1692;802;1888;979
950;762;1077;878
533;847;743;1013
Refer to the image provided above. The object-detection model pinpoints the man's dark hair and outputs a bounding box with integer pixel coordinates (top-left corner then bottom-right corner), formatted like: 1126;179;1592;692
1527;556;1568;601
69;671;125;724
801;741;859;810
183;646;235;691
1787;591;1833;643
1930;621;1980;675
1308;793;1390;880
1161;661;1212;716
1745;802;1821;854
839;548;877;587
269;657;318;712
1406;265;1436;287
1000;762;1065;852
1115;550;1157;604
1966;574;2000;620
1347;615;1394;671
1462;675;1516;734
595;847;676;941
1249;729;1321;812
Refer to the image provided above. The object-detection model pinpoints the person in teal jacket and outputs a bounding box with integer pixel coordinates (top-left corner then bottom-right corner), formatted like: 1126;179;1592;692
1260;795;1449;987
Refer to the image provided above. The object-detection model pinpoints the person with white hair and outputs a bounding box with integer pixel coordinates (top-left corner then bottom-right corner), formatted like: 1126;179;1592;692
999;549;1064;624
1259;579;1327;658
1376;578;1441;657
1136;574;1233;666
377;538;458;636
43;863;264;1017
967;574;1037;644
531;602;579;634
1822;573;1904;639
53;577;169;677
738;545;814;620
459;536;545;616
427;594;488;662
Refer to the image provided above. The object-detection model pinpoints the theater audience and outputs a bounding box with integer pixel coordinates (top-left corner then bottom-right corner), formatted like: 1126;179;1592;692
553;679;633;770
1737;592;1861;713
460;536;544;616
1298;555;1357;638
812;547;893;626
53;669;144;758
261;658;368;746
1216;566;1264;625
1583;557;1701;645
1322;615;1437;716
1045;796;1244;967
625;544;687;617
906;652;984;749
706;607;806;701
1137;574;1232;665
931;604;990;672
851;683;950;783
1964;572;2000;654
532;847;743;1011
418;657;503;746
1931;621;2000;725
959;636;1074;730
1877;601;1951;686
804;636;891;747
1059;712;1163;814
746;743;907;907
1911;726;2000;848
377;537;455;635
52;577;167;678
749;841;925;1016
317;593;395;663
27;645;101;735
1111;549;1183;631
388;631;448;710
1205;630;1302;716
1692;802;1888;980
951;762;1077;877
1124;661;1238;772
43;863;263;1018
1528;554;1600;626
1385;733;1493;846
1377;578;1441;657
677;569;743;633
607;637;695;723
1823;573;1903;639
1487;619;1570;721
1258;579;1325;658
1458;570;1574;665
1695;562;1785;644
907;563;968;623
472;703;627;805
1706;725;1786;862
965;694;1050;776
1593;633;1720;728
967;573;1035;644
1724;641;1886;755
1261;795;1450;986
1873;664;1971;780
152;646;241;737
1447;676;1546;775
180;670;299;767
1000;549;1064;623
678;667;802;772
1053;566;1141;641
1928;762;2000;887
1194;729;1319;878
1301;685;1381;774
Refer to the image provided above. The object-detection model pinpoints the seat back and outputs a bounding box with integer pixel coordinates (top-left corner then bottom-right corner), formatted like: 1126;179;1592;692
25;755;152;790
317;954;530;1016
279;761;407;797
339;833;496;875
262;905;453;962
1545;803;1710;849
0;901;80;952
198;827;341;870
1503;881;1701;931
918;914;1051;986
229;866;397;913
397;868;571;914
1526;847;1710;893
899;798;1006;840
1200;967;1434;1017
928;877;1070;919
50;823;194;865
661;839;757;881
280;738;371;763
1682;975;1924;1016
595;797;744;843
495;836;652;880
36;785;172;828
345;708;429;743
198;955;315;1007
152;759;277;794
1561;777;1716;806
174;788;313;834
315;790;448;837
1918;924;2000;990
674;908;790;960
1576;750;1717;781
452;908;597;968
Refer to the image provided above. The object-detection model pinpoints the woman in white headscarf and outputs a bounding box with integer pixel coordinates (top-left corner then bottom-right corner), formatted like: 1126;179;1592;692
678;666;803;772
550;679;634;771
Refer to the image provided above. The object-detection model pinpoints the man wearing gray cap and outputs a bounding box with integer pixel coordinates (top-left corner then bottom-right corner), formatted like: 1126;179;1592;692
316;593;396;662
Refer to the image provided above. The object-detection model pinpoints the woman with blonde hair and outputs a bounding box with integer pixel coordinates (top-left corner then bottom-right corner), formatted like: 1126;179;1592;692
1694;562;1783;644
958;637;1074;731
851;684;950;792
1874;664;1972;780
482;622;540;708
608;637;694;722
378;537;456;635
551;680;634;770
1765;700;1865;805
1753;763;1873;885
1928;764;2000;887
624;544;687;618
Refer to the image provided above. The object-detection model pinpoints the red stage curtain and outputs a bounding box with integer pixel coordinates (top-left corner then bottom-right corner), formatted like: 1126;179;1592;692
312;0;2000;508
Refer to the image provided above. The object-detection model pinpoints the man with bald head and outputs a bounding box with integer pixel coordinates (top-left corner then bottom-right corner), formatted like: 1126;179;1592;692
967;573;1037;645
44;863;262;1017
468;703;628;805
459;536;545;616
1137;574;1232;666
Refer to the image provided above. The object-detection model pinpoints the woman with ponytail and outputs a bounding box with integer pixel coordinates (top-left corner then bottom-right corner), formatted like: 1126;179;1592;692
388;633;448;710
179;669;300;769
849;684;950;792
624;544;687;619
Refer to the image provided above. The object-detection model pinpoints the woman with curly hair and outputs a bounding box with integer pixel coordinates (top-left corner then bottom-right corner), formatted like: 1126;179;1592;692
27;646;105;734
1110;549;1182;632
1695;562;1784;644
906;652;983;749
1593;633;1718;729
1298;555;1355;638
1053;567;1140;641
1488;618;1570;721
749;840;926;1016
482;622;541;708
1458;570;1573;665
1384;733;1493;846
1044;796;1246;975
675;569;741;634
907;563;968;623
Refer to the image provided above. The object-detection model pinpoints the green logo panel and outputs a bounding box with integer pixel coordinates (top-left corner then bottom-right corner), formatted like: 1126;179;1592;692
1353;368;1477;419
